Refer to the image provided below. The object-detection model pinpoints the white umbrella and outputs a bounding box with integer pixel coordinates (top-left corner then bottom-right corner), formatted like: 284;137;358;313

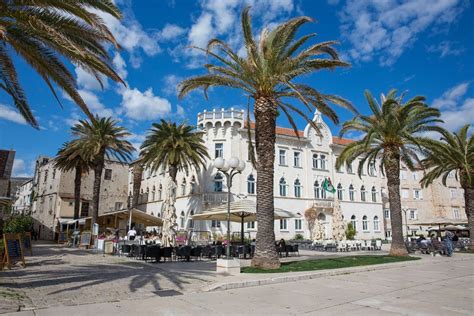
193;199;297;243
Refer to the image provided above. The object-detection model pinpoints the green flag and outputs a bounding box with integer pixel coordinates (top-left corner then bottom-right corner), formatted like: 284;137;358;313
323;178;336;193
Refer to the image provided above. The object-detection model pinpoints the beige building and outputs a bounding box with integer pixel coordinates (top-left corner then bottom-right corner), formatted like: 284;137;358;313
12;178;33;215
28;156;129;240
383;168;466;238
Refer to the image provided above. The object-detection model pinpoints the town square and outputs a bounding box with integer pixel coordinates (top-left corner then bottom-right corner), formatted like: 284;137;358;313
0;0;473;315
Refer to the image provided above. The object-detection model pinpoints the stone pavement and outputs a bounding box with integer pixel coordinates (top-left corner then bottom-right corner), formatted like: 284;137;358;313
4;252;474;315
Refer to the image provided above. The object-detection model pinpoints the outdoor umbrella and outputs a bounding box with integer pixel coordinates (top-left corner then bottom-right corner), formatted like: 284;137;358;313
192;199;297;244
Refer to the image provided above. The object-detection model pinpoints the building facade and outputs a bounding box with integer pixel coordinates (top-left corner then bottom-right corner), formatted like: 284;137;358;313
11;178;33;214
134;108;389;241
23;157;130;240
0;149;15;216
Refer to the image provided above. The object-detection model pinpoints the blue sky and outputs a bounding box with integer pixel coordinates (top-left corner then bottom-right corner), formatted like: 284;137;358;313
1;0;473;177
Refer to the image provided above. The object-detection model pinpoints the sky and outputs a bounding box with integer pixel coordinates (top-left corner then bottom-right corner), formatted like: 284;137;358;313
1;0;473;178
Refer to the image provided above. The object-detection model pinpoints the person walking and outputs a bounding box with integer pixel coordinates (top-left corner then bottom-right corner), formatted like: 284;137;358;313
444;230;455;257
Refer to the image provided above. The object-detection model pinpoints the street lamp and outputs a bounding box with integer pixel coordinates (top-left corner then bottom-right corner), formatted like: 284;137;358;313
402;208;409;241
214;156;246;258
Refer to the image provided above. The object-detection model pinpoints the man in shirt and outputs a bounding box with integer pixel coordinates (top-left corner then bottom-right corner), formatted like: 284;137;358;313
127;226;137;241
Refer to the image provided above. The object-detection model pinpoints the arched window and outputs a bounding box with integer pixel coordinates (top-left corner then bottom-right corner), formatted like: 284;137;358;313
337;183;343;200
362;215;368;231
349;184;355;201
360;185;366;202
214;173;223;192
371;186;377;202
373;216;380;231
180;211;185;228
158;184;162;200
152;186;156;201
318;213;326;221
369;161;376;176
294;179;302;197
312;154;319;169
320;154;326;170
140;189;144;204
351;215;357;231
146;187;150;203
189;210;194;228
279;177;287;196
190;176;196;194
314;180;320;199
181;178;187;196
247;174;255;194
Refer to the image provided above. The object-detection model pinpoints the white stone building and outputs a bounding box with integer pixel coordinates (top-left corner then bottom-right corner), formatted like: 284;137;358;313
12;178;33;214
133;108;387;241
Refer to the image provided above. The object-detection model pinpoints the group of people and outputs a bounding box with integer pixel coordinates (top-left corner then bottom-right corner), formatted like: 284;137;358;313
125;226;163;243
415;230;459;257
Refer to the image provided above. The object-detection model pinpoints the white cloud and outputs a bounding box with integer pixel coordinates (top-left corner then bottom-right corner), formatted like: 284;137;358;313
120;87;172;120
177;105;185;116
432;82;473;132
157;23;187;41
339;0;467;66
162;74;183;96
75;66;109;91
12;159;32;177
127;132;146;151
427;41;465;57
113;53;128;80
0;104;27;125
77;89;115;118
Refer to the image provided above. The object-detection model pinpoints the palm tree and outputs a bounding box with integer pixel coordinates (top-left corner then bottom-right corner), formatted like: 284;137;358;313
178;7;353;269
71;117;134;230
140;120;209;183
335;90;443;256
420;125;474;249
0;0;124;128
54;141;93;220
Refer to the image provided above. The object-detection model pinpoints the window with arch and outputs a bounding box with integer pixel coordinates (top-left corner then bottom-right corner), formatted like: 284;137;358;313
247;174;255;194
140;189;144;204
351;215;357;231
146;187;150;203
320;154;326;170
190;176;196;194
181;178;187;196
152;186;156;201
189;210;194;228
369;161;377;176
360;185;366;202
337;183;343;200
362;215;368;231
314;180;320;199
279;177;287;196
371;186;377;202
214;173;223;192
312;154;319;169
294;179;302;197
349;184;355;201
158;184;162;200
373;216;380;231
180;211;185;228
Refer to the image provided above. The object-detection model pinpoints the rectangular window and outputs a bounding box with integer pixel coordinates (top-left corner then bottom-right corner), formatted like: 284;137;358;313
453;209;460;219
115;202;123;210
279;149;286;165
450;188;457;199
400;170;407;180
44;170;48;183
401;189;409;199
247;221;255;229
385;230;392;238
214;143;223;158
346;162;353;174
104;169;112;180
320;155;327;170
211;220;221;228
409;210;416;220
295;219;302;230
293;152;301;167
80;202;89;217
413;189;423;200
280;219;288;230
412;172;418;180
384;209;390;219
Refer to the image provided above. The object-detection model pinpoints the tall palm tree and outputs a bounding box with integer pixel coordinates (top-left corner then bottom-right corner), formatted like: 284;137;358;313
71;116;134;230
420;125;474;248
54;141;93;220
140;120;209;183
178;7;353;269
336;90;443;256
0;0;124;128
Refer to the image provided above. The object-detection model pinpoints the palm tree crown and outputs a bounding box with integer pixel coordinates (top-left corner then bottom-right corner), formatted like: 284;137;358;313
179;7;355;132
0;0;124;128
140;120;209;180
420;125;474;189
336;90;443;174
54;141;93;173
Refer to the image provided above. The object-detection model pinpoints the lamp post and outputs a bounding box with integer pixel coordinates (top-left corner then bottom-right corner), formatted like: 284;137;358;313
214;156;246;259
402;208;409;241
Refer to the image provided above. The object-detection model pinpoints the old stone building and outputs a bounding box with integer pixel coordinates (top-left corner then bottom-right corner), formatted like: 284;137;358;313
0;149;15;216
27;156;129;240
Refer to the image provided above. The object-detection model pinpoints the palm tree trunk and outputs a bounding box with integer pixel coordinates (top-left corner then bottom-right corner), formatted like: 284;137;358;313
251;97;280;269
385;149;408;256
132;161;143;208
73;166;82;220
91;153;105;231
463;185;474;250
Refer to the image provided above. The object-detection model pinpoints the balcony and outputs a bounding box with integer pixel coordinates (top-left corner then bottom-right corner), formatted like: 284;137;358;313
202;192;228;205
197;108;245;123
309;198;334;210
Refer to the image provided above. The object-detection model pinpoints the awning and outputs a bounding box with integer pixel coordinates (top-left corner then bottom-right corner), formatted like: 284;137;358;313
414;217;468;226
57;218;75;225
83;208;163;227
